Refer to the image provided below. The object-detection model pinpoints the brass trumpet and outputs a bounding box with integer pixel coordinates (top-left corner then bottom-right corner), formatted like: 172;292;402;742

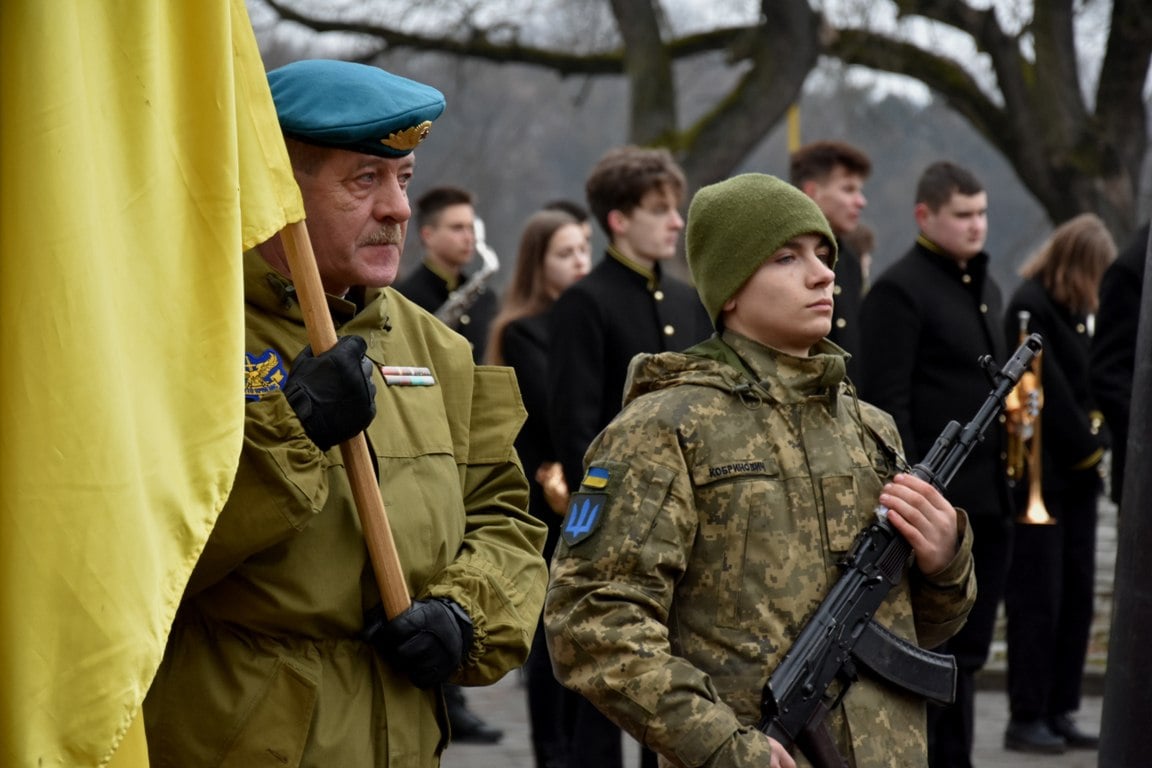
1004;311;1054;524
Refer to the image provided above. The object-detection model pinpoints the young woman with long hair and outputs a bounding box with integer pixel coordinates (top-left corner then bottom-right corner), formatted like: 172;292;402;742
487;208;591;768
1002;213;1116;753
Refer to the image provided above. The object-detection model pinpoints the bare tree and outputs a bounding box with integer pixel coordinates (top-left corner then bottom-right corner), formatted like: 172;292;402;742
257;0;1151;240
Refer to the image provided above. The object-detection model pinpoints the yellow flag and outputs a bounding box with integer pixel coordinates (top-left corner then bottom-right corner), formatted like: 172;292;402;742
0;1;303;765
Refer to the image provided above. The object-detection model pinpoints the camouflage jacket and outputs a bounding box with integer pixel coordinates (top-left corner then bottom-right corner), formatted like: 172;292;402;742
544;332;975;768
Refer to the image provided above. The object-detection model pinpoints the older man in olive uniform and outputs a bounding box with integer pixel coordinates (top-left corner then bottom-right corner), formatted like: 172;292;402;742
143;60;547;767
545;175;975;767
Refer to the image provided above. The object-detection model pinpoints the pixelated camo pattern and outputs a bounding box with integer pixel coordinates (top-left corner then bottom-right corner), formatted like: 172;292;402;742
545;333;975;767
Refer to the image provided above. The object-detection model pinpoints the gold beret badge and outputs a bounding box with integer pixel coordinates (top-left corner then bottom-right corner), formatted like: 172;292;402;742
380;120;433;151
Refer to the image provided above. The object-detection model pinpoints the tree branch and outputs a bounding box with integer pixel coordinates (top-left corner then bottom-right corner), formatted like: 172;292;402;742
263;0;625;75
829;28;1011;151
610;0;677;143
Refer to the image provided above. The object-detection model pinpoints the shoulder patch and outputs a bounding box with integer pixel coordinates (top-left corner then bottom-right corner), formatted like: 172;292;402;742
581;466;610;489
244;349;287;401
561;493;606;546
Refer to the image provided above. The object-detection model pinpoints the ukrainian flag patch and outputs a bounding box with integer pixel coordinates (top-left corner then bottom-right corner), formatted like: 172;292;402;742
581;466;610;489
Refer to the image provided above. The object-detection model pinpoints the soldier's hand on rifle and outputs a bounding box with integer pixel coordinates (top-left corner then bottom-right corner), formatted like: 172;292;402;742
284;335;377;451
878;472;960;575
362;599;474;689
766;736;795;768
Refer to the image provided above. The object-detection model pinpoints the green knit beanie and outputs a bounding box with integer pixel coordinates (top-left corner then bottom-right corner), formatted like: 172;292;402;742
686;173;837;327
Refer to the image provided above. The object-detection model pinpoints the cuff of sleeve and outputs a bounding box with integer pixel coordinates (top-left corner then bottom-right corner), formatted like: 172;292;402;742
920;507;973;589
701;726;776;767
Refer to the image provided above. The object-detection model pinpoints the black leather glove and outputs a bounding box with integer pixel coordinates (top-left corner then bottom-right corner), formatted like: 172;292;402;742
284;335;376;451
363;599;474;689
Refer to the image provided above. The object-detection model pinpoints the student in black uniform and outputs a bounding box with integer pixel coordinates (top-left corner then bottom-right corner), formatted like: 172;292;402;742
546;145;712;768
1001;213;1115;754
487;209;592;768
860;161;1012;768
396;185;499;363
1091;221;1149;508
790;140;871;381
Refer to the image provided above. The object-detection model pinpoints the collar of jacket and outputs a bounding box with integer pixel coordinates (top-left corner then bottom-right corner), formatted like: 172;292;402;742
684;331;847;406
421;259;461;290
605;245;661;291
915;235;991;288
244;248;377;328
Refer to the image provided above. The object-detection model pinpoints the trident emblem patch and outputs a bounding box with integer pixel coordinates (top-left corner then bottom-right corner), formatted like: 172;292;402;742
561;493;606;546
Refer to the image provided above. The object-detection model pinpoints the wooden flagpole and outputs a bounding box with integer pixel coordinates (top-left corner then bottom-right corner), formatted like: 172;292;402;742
279;219;412;619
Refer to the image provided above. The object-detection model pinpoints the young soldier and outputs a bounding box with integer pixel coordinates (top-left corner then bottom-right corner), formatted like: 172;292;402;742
545;174;975;768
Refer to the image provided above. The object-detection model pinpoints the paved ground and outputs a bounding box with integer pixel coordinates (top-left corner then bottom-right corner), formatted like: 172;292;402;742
441;675;1103;768
444;495;1117;768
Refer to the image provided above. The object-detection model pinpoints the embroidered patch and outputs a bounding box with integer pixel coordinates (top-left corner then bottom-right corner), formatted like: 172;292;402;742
380;364;436;387
706;461;767;479
244;349;286;401
561;493;606;546
581;466;610;489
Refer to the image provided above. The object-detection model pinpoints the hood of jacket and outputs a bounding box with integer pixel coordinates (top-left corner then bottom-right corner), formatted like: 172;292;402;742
622;331;850;410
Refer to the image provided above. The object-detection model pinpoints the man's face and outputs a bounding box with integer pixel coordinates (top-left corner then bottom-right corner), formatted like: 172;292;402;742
916;191;989;263
295;150;414;296
803;166;866;236
722;233;836;356
612;185;684;266
420;203;476;271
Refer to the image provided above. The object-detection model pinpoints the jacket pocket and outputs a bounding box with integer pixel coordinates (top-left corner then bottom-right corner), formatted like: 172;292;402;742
218;657;318;768
690;458;789;629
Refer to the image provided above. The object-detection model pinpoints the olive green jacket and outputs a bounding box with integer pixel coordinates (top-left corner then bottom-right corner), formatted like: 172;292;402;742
144;251;547;767
544;332;975;768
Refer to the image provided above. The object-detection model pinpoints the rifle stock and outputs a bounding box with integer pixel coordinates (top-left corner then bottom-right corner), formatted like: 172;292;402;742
758;334;1043;768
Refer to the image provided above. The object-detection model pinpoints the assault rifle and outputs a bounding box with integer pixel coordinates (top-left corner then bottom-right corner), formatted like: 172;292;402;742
758;334;1044;768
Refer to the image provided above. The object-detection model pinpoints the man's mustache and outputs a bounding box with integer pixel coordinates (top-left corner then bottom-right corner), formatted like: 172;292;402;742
360;223;403;247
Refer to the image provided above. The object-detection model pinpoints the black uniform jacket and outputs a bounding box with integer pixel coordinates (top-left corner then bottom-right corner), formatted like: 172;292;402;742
860;238;1012;519
1090;222;1149;503
395;261;498;363
501;310;563;558
829;238;864;383
1004;277;1107;493
546;251;712;492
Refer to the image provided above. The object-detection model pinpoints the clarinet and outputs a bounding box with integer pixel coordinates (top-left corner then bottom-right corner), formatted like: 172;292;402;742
435;217;499;327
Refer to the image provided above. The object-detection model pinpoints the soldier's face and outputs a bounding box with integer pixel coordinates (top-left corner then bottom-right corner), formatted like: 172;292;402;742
296;150;413;296
721;233;836;357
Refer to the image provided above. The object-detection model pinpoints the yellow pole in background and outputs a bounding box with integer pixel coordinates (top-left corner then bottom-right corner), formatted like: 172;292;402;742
787;103;801;152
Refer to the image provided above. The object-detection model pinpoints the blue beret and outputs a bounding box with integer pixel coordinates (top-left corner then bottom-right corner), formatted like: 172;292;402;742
268;59;446;158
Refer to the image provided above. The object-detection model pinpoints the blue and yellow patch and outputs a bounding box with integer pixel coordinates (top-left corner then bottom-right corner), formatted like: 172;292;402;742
561;493;606;546
581;466;610;489
245;349;287;401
